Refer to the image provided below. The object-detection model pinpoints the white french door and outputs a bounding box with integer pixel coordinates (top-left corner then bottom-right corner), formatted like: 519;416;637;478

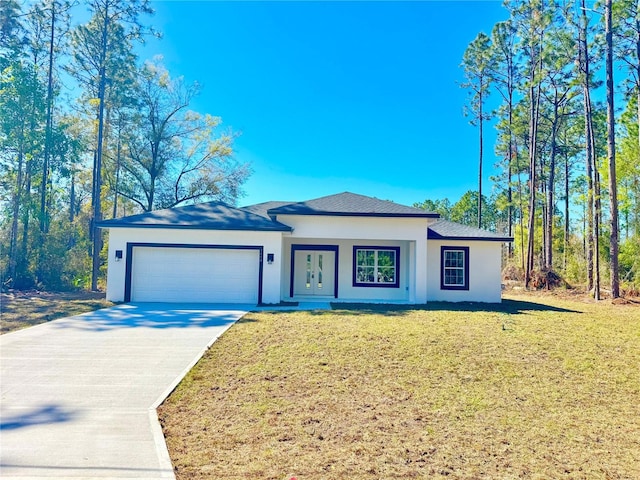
294;250;335;296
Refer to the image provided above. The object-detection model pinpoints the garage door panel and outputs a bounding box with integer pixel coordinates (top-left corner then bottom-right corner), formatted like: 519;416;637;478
130;246;260;303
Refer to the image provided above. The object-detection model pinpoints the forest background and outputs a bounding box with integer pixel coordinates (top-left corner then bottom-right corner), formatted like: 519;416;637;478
1;0;639;299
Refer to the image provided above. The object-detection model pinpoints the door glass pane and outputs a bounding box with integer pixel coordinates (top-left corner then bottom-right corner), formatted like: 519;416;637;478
317;254;323;288
306;254;312;288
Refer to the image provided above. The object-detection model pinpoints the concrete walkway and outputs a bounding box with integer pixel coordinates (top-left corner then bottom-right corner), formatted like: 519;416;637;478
0;303;251;479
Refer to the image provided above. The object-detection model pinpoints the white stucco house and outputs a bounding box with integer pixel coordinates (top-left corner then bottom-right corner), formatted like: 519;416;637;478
99;192;512;305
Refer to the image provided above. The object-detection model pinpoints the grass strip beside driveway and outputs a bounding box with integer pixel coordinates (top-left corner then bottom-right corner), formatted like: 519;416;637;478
159;294;640;479
1;291;114;334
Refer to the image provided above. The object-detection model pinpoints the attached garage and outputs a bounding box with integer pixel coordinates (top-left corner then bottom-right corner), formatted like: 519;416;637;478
125;244;262;303
100;201;291;304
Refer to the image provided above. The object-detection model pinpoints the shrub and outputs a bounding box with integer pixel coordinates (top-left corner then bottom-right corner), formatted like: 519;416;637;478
502;263;524;281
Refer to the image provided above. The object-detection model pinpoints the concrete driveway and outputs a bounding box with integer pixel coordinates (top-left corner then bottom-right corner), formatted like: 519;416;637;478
0;303;250;479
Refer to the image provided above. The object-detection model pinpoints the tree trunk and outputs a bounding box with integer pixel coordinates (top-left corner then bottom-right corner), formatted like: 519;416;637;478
636;16;640;187
515;137;525;271
112;117;122;218
69;171;76;223
525;78;541;287
636;82;640;239
545;94;560;271
40;1;56;236
147;172;155;212
507;90;514;258
580;0;597;296
584;109;594;292
540;156;548;268
564;147;570;272
605;0;620;298
91;3;110;291
8;138;25;286
478;92;483;229
524;9;545;288
19;158;33;284
525;107;537;286
594;164;601;300
508;156;513;256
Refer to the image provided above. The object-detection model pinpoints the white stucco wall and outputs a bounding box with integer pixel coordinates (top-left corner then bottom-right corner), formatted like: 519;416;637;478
426;239;504;303
104;228;283;303
278;215;429;303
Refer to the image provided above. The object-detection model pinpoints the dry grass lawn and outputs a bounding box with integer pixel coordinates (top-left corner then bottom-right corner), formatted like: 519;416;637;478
158;293;640;479
1;290;114;334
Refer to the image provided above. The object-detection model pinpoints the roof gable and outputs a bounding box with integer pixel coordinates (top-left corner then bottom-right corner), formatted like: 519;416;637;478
427;220;513;242
98;201;292;232
267;192;439;218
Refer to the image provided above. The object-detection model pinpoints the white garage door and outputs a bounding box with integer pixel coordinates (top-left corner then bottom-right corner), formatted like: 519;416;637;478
130;246;260;303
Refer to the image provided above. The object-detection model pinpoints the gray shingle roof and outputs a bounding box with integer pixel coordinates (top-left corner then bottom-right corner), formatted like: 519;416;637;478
98;201;292;231
427;220;513;242
240;201;293;219
267;192;439;218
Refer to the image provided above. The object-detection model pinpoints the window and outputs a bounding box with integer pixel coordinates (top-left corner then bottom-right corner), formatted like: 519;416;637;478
353;246;400;288
441;246;469;290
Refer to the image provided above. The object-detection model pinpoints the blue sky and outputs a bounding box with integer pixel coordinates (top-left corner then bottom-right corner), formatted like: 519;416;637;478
143;0;510;207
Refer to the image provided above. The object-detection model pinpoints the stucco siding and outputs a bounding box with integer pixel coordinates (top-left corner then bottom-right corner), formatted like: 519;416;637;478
279;215;426;240
105;228;283;303
426;239;503;303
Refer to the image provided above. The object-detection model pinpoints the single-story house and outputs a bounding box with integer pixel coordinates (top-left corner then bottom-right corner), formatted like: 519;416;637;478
99;192;512;304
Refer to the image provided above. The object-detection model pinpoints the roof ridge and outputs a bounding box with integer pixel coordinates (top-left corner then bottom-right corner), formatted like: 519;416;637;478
266;192;439;218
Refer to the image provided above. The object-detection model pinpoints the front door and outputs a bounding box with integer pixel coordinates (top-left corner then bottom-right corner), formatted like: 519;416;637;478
294;250;335;296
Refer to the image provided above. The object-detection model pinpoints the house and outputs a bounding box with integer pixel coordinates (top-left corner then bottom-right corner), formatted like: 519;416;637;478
99;192;512;305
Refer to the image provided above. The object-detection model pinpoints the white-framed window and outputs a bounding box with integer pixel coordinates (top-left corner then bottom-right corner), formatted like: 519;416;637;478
353;246;400;288
441;246;469;290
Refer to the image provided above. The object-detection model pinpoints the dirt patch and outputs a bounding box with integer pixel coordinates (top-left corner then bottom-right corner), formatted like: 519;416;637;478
612;296;640;305
1;290;114;334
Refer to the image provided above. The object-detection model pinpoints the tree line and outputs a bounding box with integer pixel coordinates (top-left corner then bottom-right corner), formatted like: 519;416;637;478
1;0;249;291
4;0;640;298
417;0;640;298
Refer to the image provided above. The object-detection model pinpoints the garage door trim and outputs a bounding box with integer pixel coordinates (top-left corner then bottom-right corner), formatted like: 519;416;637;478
124;242;264;303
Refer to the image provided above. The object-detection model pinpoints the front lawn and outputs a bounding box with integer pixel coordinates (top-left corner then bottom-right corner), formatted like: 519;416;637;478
158;294;640;479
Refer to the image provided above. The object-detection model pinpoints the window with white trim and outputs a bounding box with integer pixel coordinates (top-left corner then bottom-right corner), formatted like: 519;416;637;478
353;246;400;288
441;246;469;290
